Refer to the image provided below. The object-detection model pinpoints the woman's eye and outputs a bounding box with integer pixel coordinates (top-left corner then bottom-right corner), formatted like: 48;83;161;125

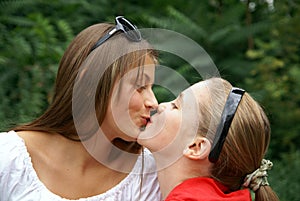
171;102;178;109
136;85;147;92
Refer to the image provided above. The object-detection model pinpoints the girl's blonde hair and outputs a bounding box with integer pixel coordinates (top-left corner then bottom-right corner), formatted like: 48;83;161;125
198;77;279;201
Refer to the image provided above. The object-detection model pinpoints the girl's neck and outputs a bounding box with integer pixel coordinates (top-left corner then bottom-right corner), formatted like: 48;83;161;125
155;157;192;199
157;168;184;199
155;155;211;199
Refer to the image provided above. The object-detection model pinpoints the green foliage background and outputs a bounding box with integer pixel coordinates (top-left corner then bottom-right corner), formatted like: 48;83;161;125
0;0;299;200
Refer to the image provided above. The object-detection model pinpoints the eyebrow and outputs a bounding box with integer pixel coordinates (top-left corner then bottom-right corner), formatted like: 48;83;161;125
178;93;183;100
177;93;184;105
144;74;151;83
135;67;152;85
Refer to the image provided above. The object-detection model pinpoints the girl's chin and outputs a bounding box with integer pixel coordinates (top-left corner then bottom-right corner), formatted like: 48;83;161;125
139;125;146;132
137;128;160;150
136;137;151;149
136;138;163;153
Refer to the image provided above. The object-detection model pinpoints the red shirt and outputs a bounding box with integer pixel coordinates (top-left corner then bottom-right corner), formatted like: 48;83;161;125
165;177;251;201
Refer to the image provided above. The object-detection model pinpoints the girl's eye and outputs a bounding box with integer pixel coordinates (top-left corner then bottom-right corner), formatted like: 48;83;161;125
171;102;178;109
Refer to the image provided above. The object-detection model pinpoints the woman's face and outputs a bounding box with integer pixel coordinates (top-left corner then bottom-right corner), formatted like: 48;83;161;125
101;54;158;141
138;82;208;154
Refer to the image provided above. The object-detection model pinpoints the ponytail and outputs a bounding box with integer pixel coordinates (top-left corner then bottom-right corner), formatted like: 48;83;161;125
255;186;279;201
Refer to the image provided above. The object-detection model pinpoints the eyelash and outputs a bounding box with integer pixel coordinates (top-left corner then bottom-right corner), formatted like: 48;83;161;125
136;85;147;92
171;102;178;109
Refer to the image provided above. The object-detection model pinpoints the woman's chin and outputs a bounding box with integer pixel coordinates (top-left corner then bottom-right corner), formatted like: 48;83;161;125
115;125;142;142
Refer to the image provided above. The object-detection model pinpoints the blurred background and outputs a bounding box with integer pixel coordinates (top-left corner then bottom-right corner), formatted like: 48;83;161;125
0;0;299;200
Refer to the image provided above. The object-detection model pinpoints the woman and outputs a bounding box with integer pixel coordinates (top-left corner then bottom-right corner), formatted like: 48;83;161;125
0;16;161;200
138;77;279;201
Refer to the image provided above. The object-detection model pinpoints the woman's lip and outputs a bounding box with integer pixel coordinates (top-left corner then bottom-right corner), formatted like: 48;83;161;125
139;119;152;131
139;116;152;131
141;117;150;125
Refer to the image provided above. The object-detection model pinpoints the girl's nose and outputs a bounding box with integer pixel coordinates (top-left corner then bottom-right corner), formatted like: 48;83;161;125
157;102;167;113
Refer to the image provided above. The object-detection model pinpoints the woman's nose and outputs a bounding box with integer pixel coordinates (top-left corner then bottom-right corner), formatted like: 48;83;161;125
145;90;158;109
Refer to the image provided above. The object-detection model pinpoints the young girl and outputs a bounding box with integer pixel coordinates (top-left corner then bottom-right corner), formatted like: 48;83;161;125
138;77;279;201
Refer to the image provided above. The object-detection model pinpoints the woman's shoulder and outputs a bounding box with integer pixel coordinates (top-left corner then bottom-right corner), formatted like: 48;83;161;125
0;130;21;141
0;130;44;200
0;130;30;171
0;130;25;155
0;130;25;148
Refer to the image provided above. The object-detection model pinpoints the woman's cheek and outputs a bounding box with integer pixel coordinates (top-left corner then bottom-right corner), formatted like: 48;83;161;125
129;92;144;114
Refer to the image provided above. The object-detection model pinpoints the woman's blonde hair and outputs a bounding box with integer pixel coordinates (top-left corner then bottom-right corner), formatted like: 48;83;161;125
198;77;279;201
13;22;157;154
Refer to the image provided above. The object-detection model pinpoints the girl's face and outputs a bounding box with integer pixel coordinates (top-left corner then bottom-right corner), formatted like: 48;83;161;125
138;82;208;154
101;55;158;141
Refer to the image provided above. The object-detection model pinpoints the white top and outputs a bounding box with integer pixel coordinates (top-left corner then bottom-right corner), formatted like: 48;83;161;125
0;131;162;201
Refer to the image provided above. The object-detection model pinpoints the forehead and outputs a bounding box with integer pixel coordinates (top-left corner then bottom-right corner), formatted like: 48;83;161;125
127;55;156;82
128;54;155;70
178;81;210;120
182;81;208;100
177;82;203;141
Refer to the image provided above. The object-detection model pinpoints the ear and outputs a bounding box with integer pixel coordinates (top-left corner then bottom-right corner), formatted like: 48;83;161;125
183;137;211;160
